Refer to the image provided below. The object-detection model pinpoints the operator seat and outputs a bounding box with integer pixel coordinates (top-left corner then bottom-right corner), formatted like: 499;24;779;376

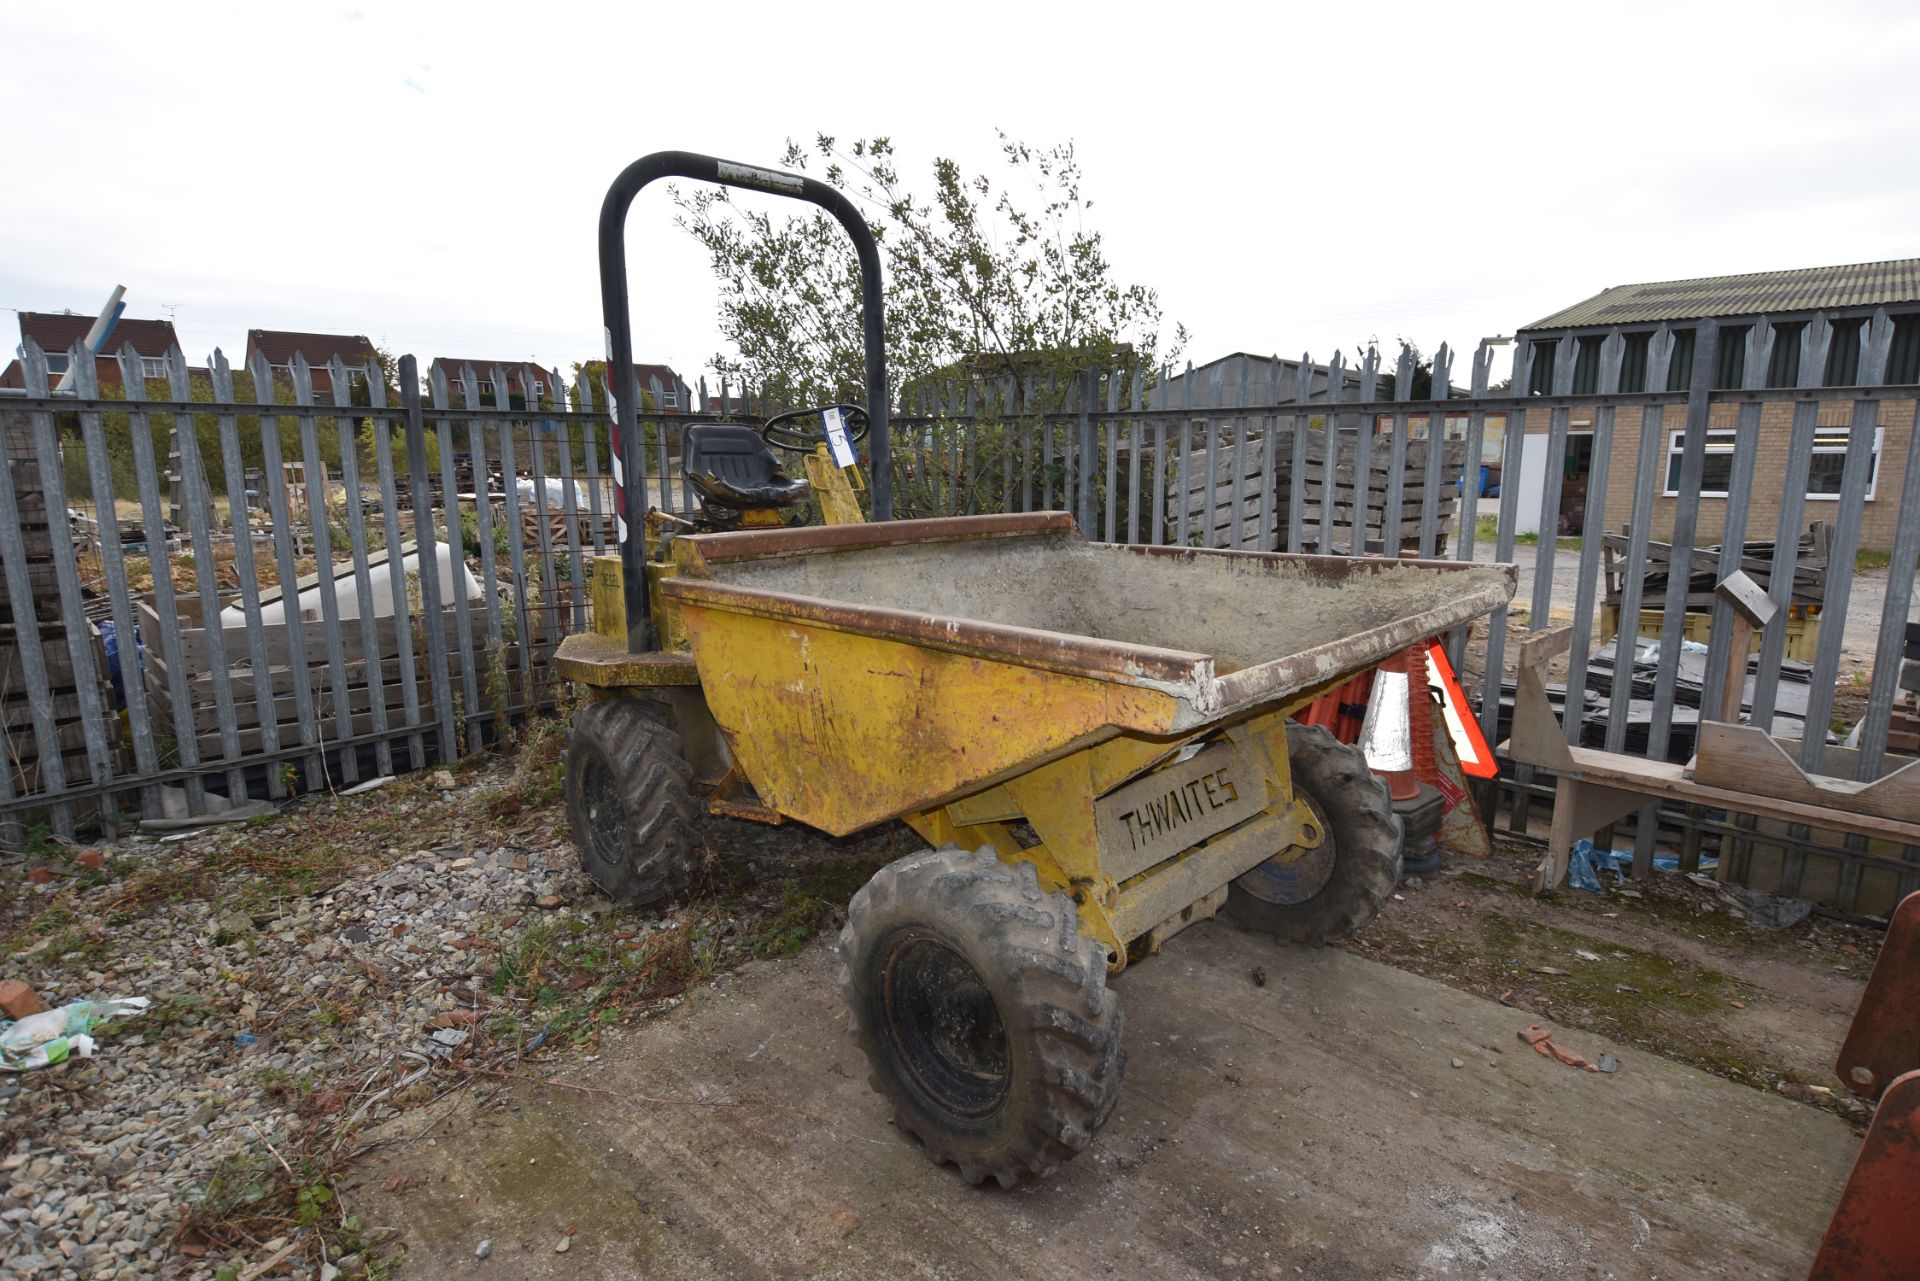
681;424;811;514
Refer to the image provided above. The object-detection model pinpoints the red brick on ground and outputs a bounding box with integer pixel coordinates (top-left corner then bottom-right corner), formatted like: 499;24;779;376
0;979;49;1020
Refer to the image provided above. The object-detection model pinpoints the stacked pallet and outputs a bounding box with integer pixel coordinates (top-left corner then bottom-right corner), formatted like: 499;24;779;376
1892;652;1920;757
1;412;118;800
1174;427;1463;554
1602;524;1830;612
136;594;541;763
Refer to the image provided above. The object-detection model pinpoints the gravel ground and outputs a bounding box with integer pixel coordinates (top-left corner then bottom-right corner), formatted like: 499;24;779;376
0;762;622;1281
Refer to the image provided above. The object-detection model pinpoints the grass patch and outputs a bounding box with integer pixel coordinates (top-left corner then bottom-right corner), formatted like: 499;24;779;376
179;1148;394;1279
480;846;895;1050
1471;909;1793;1086
1472;514;1578;549
1854;546;1920;572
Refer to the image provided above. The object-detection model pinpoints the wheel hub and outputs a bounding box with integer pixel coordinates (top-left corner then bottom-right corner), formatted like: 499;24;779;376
881;933;1010;1118
582;758;624;868
1233;792;1336;905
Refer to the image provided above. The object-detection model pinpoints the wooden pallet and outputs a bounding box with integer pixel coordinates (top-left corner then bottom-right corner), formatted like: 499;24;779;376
136;596;546;761
1174;429;1466;553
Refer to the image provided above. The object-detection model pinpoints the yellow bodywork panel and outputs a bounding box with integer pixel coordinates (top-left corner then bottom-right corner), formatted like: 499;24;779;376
900;711;1323;974
554;630;701;688
675;599;1183;838
802;443;867;526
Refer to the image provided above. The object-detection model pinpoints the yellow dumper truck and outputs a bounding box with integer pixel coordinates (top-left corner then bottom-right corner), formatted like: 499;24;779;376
558;151;1515;1188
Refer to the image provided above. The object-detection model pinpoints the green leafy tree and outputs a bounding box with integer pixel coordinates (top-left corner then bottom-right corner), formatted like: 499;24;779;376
674;133;1185;405
1366;339;1439;401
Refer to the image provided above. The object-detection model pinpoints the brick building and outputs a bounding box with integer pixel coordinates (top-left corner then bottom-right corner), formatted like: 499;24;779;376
245;329;381;400
1513;259;1920;550
0;311;188;390
427;358;560;408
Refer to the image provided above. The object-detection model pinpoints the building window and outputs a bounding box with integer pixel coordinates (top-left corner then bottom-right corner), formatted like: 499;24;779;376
1665;425;1880;500
1665;329;1695;390
1825;317;1864;386
529;379;544;398
141;355;168;379
663;386;679;408
1526;339;1557;394
1766;322;1804;389
1879;315;1919;385
1571;336;1603;394
1713;325;1750;389
43;353;70;376
1618;332;1650;393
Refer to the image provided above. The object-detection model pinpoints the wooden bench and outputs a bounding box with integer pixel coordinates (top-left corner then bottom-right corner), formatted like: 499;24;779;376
1507;572;1920;892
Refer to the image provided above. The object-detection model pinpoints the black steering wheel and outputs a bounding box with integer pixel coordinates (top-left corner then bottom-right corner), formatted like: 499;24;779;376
761;403;870;455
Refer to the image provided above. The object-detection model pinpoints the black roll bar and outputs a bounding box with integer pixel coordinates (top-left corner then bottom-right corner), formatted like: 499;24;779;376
598;150;891;651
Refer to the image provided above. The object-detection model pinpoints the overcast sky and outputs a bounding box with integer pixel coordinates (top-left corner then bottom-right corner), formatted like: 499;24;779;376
5;0;1916;390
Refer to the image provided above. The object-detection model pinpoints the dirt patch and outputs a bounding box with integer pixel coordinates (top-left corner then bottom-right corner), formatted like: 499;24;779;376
1346;838;1877;1117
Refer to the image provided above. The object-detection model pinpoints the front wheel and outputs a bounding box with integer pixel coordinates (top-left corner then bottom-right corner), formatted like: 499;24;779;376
838;847;1125;1189
1222;723;1402;943
564;696;701;907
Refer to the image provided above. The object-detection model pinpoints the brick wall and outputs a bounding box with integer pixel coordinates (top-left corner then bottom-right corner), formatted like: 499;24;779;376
1521;398;1916;551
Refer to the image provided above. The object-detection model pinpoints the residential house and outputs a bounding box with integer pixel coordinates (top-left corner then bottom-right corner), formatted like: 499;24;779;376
1513;258;1920;546
630;363;691;413
1;310;189;391
428;358;558;410
245;329;381;401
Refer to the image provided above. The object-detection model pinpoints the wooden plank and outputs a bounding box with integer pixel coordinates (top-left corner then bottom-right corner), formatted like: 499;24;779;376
1694;722;1920;824
161;669;538;737
1561;742;1920;844
151;599;493;668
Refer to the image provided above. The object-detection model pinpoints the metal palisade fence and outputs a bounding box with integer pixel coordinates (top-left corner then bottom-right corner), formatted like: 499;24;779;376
872;322;1918;912
3;322;1918;914
0;340;723;843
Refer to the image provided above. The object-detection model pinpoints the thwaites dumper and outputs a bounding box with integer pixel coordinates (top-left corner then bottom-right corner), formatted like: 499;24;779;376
559;151;1517;1188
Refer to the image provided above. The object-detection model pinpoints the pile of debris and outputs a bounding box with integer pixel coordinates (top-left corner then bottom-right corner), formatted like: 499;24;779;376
1495;633;1817;762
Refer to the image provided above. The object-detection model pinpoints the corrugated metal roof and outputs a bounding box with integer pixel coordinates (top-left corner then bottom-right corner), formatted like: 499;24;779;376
1523;258;1920;330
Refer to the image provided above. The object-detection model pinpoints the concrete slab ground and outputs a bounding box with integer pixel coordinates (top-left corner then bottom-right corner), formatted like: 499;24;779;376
353;922;1857;1280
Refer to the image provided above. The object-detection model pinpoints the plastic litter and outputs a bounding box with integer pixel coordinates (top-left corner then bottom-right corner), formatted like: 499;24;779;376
1652;851;1718;873
1567;839;1631;893
1518;1023;1613;1073
1568;839;1720;893
1;997;151;1072
1718;883;1815;930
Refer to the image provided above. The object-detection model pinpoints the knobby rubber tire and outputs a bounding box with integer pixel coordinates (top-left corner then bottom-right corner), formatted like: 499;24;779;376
1223;722;1402;943
838;846;1126;1189
564;696;701;907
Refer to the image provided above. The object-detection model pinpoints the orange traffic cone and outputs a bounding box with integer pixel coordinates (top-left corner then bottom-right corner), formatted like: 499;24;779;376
1361;649;1445;875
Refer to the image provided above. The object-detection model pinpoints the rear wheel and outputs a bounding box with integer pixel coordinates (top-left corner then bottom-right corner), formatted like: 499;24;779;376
1222;723;1401;943
565;696;701;907
838;846;1125;1188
